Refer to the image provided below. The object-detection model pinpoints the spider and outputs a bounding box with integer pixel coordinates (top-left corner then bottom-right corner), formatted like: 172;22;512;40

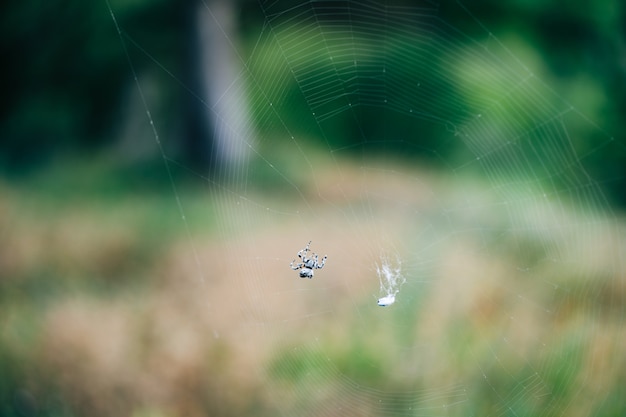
290;240;327;278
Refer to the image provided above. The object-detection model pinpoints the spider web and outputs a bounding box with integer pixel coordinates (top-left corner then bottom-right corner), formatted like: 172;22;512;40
109;0;625;415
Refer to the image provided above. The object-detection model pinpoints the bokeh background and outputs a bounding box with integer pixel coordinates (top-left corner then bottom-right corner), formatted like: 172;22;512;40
1;0;625;416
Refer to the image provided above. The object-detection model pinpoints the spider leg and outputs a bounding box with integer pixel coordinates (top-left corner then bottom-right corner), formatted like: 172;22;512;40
315;255;327;269
298;241;312;259
290;260;304;270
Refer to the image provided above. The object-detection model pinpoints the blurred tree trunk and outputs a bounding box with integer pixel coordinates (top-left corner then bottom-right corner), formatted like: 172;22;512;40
184;0;253;178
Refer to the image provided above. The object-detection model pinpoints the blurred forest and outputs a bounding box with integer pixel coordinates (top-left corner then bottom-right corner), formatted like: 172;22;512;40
2;1;626;416
0;0;625;204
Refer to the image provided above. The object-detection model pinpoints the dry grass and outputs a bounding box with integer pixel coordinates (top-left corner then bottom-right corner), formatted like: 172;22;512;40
1;159;625;416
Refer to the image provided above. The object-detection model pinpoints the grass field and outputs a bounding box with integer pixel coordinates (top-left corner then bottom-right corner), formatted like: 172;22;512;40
1;155;625;417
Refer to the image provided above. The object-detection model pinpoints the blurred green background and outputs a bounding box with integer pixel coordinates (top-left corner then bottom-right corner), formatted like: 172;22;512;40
1;0;624;199
1;0;625;416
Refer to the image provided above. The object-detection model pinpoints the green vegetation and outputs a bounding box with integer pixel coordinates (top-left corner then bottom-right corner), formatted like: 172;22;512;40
1;152;625;416
1;1;625;416
1;0;624;204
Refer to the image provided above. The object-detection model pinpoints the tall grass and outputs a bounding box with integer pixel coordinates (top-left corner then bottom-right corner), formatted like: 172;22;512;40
1;155;624;416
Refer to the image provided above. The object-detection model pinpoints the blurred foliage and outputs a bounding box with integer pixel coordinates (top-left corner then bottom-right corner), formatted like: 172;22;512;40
2;2;625;415
0;0;188;172
1;0;624;203
1;154;625;415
